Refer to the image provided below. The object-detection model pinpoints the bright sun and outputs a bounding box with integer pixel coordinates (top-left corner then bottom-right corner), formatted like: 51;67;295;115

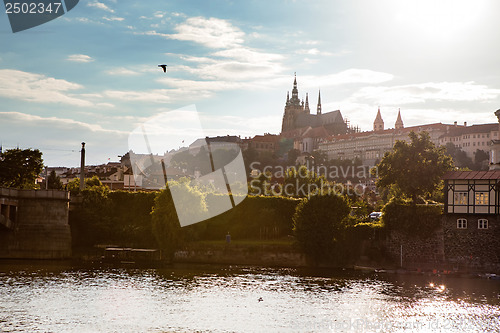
393;0;487;40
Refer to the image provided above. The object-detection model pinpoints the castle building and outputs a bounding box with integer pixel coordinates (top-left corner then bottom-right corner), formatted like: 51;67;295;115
280;74;347;137
318;109;456;165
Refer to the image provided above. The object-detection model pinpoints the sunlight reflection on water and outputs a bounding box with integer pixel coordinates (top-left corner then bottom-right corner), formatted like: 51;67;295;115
0;263;499;332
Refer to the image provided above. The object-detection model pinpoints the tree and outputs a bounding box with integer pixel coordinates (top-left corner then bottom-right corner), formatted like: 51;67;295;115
444;142;473;169
293;193;351;264
47;170;63;190
474;149;489;170
374;131;453;203
0;148;44;189
151;179;207;260
282;165;325;197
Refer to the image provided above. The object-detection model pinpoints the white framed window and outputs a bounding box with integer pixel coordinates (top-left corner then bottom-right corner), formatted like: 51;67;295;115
457;218;467;229
454;192;468;205
475;192;489;205
478;219;488;229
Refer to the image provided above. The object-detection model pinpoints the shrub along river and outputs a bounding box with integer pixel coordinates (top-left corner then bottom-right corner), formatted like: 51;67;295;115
0;261;499;332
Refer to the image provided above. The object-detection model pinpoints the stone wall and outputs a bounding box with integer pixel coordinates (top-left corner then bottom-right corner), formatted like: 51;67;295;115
0;188;71;259
442;214;500;273
383;227;445;270
381;215;500;273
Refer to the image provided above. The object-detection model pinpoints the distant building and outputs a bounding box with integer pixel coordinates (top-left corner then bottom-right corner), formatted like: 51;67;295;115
319;109;453;165
281;74;347;137
246;134;280;154
438;122;499;159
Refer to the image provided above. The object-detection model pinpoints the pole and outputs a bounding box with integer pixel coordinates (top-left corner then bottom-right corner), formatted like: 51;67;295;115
45;167;48;190
400;244;403;267
80;142;86;191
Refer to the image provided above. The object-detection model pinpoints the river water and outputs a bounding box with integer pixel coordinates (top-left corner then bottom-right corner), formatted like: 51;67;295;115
0;261;499;332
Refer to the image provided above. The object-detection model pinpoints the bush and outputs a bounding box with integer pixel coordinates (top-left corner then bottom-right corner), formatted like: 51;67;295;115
292;193;350;265
381;199;442;238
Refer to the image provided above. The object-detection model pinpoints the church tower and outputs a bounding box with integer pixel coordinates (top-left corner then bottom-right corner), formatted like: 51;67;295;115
395;108;404;129
373;107;384;131
281;73;303;133
317;90;322;115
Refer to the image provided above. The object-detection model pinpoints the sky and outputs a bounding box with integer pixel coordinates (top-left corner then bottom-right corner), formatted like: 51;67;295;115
1;0;500;166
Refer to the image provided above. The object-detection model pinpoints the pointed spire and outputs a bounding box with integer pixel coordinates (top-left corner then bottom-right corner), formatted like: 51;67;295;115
374;107;384;131
304;93;310;113
395;108;404;129
291;72;299;102
317;90;322;115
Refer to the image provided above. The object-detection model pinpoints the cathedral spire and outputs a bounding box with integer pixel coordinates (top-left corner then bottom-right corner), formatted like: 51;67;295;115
291;72;299;102
304;93;310;113
317;90;322;115
395;108;404;129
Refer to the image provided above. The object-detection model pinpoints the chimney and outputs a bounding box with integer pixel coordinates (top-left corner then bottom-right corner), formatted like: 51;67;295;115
464;122;467;127
454;121;457;127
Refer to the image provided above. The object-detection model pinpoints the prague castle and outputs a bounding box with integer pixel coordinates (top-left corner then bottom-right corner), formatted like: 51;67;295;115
280;74;347;136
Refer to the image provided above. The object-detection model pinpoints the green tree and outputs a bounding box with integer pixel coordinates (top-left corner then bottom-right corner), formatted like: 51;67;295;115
67;175;104;195
0;148;44;189
473;149;489;170
282;165;325;197
444;142;473;169
47;170;63;190
374;131;453;203
293;193;351;265
151;179;207;260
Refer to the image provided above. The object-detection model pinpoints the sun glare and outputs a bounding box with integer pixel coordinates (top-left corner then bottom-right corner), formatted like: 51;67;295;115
393;0;487;40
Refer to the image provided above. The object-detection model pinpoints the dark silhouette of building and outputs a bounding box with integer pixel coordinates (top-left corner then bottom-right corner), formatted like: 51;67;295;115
280;74;347;137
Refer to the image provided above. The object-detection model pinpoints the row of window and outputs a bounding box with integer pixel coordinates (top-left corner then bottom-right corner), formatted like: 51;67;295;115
456;218;488;229
453;192;489;205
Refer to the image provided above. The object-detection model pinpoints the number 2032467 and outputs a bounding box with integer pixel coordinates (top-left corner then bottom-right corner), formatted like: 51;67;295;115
5;2;62;14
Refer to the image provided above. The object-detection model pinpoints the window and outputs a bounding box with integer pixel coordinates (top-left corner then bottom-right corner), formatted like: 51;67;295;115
454;192;468;205
478;219;488;229
457;218;467;229
475;192;489;205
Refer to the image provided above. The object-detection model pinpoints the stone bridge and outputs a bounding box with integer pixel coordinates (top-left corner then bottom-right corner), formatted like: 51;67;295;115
0;187;71;259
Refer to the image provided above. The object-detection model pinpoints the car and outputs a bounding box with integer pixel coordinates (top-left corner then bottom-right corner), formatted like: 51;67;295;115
369;212;382;221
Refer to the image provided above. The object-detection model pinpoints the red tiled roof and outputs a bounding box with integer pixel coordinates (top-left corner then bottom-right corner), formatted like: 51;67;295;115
251;134;281;142
325;123;451;142
443;170;500;180
439;123;498;138
301;126;330;138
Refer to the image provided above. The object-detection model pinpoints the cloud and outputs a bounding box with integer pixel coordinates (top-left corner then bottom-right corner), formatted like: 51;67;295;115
0;69;93;107
351;81;500;105
0;111;125;134
0;112;128;166
296;48;333;56
103;89;173;103
87;1;114;13
167;17;245;49
105;67;141;76
103;16;125;22
67;54;94;63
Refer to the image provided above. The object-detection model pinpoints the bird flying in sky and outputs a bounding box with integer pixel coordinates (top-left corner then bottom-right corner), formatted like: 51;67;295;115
158;64;167;73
